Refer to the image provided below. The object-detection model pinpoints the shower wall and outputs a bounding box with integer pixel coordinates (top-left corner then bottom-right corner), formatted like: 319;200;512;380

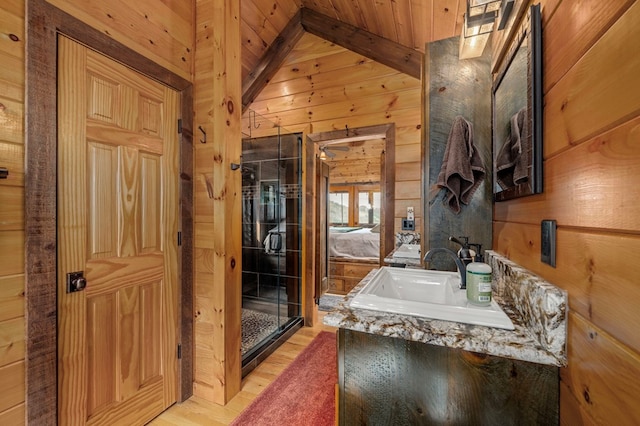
241;132;302;356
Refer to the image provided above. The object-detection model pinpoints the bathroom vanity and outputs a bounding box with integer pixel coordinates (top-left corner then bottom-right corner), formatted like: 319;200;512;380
324;251;567;425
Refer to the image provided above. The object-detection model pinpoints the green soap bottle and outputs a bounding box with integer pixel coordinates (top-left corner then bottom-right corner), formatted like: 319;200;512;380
466;261;492;306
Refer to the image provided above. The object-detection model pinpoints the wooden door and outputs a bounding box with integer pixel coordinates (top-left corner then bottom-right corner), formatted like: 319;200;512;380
315;159;330;301
57;36;180;425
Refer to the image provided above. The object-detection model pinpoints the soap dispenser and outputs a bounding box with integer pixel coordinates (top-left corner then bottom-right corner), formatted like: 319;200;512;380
466;244;492;306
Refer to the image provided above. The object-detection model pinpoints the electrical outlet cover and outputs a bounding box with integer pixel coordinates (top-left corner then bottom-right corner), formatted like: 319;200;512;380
402;219;415;231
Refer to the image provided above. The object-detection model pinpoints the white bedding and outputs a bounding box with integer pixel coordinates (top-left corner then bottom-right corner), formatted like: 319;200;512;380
329;228;380;260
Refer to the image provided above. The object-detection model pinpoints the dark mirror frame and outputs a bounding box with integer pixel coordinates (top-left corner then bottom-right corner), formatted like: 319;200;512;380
492;3;543;201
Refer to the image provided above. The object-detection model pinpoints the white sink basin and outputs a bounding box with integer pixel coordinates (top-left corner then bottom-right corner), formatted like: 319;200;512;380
392;243;421;259
350;267;515;330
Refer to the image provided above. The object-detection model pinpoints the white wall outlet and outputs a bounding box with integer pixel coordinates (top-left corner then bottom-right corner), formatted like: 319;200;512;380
407;206;414;220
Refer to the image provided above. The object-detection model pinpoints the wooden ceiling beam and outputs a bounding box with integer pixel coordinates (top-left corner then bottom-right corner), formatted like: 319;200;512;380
242;9;304;111
242;8;424;111
300;8;422;80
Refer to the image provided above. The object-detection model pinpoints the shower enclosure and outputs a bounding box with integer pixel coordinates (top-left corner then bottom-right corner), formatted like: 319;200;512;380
241;117;303;374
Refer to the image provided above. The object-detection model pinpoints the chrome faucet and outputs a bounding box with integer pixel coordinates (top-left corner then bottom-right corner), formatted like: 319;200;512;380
423;247;467;289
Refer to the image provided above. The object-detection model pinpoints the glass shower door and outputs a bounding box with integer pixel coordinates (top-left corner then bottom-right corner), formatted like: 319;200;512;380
241;130;302;367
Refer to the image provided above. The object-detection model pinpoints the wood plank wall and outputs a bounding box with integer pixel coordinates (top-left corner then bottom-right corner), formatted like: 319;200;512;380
493;0;640;423
192;0;243;405
1;0;195;423
248;33;423;237
45;0;193;80
0;1;26;423
324;139;384;185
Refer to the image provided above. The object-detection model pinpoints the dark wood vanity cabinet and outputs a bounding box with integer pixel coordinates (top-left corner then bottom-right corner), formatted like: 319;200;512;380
337;329;559;425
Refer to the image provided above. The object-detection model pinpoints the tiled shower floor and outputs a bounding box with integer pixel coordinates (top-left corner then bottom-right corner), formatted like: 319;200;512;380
241;308;290;356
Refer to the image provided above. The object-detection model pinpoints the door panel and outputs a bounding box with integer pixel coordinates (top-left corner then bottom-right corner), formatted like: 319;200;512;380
57;35;179;425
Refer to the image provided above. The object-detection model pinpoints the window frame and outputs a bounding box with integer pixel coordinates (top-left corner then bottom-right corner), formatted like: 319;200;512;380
329;183;380;227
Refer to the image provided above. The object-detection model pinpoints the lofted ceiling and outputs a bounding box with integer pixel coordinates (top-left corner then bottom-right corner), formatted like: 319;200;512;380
241;0;467;106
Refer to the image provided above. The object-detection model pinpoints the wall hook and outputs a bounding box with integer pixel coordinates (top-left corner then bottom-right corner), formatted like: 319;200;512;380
250;110;261;129
198;126;207;144
345;125;349;137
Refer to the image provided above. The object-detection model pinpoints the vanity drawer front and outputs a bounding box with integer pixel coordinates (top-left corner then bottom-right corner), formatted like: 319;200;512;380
342;277;362;294
343;263;375;279
329;262;339;275
329;278;345;293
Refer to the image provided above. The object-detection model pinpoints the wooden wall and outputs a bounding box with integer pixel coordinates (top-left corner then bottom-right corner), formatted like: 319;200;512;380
0;1;26;423
324;139;384;185
493;0;640;423
192;0;243;405
44;0;193;80
248;32;423;237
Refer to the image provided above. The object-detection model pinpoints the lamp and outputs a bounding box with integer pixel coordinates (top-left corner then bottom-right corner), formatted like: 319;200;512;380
459;0;501;59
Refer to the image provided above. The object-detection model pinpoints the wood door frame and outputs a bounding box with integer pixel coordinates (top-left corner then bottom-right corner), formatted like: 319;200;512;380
303;124;395;325
25;1;193;423
314;159;330;303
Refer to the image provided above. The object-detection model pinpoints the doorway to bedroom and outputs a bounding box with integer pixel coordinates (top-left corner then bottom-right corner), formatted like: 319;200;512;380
308;124;396;311
323;140;384;296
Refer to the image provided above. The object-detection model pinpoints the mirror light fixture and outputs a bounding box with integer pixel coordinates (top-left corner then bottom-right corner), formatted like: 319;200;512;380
459;0;512;59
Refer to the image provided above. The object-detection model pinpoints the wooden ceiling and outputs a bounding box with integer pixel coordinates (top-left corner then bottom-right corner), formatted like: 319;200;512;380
241;0;467;106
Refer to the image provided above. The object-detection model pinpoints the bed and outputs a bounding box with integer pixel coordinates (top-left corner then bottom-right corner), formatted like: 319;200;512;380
328;227;380;260
328;227;380;294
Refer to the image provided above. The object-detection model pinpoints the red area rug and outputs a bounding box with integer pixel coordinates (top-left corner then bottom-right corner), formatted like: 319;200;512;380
231;331;337;426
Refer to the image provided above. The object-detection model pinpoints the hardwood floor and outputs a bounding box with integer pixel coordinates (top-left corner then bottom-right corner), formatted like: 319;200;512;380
149;311;337;425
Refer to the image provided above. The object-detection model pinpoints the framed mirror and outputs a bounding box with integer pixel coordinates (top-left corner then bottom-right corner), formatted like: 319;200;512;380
493;4;542;201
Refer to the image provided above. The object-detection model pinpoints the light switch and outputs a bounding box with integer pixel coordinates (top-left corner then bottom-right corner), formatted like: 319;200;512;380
541;220;556;267
407;206;414;221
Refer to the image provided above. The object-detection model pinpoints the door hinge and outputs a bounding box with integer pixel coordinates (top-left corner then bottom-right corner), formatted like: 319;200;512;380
177;231;182;246
177;118;182;134
177;344;182;359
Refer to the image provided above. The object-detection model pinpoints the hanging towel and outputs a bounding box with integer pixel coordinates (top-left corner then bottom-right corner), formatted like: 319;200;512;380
496;107;529;190
436;116;486;214
263;233;274;255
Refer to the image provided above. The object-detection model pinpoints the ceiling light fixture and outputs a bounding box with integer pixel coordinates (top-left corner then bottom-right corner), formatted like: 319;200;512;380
319;145;349;160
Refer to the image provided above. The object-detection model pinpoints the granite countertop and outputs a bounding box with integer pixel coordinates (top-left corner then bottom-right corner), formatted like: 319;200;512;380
383;245;423;268
324;251;568;367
